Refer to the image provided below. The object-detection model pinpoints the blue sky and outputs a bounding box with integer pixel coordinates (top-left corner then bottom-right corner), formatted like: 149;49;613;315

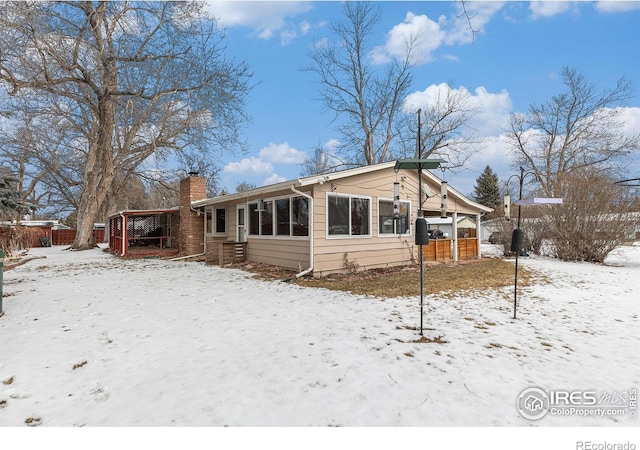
204;1;640;196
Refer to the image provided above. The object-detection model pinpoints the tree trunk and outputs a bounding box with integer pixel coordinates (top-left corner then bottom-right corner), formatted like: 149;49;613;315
73;4;117;250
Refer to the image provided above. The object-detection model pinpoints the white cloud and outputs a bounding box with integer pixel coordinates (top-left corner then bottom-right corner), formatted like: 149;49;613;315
595;0;640;13
323;138;340;153
299;20;311;35
373;3;504;66
529;1;577;19
467;87;513;136
205;1;313;41
372;12;445;65
263;173;287;185
223;157;273;175
444;1;505;45
259;142;307;164
612;106;640;136
279;19;315;46
404;83;513;136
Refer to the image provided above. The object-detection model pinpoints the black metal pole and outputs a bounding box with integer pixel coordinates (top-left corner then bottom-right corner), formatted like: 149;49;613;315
513;167;524;319
419;169;424;336
417;109;424;336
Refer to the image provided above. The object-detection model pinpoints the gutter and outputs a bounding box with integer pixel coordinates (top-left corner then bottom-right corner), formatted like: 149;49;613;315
290;185;314;278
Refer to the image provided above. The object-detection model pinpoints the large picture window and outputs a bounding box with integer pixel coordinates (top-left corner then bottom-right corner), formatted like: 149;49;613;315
248;196;309;237
328;194;371;237
379;199;410;235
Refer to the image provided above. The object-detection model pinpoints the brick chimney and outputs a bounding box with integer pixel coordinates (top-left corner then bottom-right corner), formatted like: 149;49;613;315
179;174;207;256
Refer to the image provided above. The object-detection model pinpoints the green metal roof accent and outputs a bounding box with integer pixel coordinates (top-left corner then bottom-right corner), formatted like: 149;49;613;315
394;158;446;171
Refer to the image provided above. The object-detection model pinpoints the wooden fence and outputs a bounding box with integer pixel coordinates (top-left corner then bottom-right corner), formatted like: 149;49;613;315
421;239;452;261
421;238;479;261
51;229;105;246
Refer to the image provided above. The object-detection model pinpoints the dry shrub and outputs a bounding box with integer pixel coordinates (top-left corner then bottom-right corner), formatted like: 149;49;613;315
546;171;637;263
0;226;38;258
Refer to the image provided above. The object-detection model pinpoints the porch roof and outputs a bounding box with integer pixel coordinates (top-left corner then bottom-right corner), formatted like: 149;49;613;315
107;207;179;220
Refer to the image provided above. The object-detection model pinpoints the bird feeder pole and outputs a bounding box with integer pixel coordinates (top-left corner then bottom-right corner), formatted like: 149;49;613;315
394;110;445;336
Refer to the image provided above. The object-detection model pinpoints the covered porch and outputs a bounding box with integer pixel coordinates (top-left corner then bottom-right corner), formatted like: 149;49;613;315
108;209;180;258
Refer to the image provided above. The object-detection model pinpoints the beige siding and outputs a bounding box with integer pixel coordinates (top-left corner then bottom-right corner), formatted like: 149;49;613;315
309;171;419;276
203;189;312;272
246;238;310;271
197;163;489;276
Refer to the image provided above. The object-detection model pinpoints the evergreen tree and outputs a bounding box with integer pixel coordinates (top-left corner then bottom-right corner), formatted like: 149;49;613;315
0;173;26;220
473;165;500;210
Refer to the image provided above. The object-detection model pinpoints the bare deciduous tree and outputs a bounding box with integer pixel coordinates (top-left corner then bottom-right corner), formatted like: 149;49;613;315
303;2;416;166
398;84;481;167
506;67;640;197
0;1;252;249
299;143;347;177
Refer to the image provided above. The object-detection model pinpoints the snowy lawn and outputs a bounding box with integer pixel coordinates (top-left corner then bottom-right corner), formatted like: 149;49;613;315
0;244;638;429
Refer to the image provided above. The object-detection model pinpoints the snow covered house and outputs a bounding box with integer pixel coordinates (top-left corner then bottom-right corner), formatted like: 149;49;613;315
181;161;492;277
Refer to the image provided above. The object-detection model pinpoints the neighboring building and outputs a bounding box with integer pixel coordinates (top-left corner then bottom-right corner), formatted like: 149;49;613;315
424;216;480;239
0;219;79;247
480;217;504;242
182;161;492;277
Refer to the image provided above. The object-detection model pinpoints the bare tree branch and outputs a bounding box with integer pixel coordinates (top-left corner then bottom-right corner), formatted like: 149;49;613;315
0;1;252;248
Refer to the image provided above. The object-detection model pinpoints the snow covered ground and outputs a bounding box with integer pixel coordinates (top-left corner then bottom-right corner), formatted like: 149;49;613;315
1;243;639;445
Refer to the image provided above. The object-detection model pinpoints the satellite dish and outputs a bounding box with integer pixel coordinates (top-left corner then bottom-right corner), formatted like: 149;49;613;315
423;183;433;199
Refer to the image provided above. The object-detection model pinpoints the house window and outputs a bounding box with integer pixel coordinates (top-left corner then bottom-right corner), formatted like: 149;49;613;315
292;197;309;237
248;201;274;236
205;208;213;235
249;197;309;237
249;204;259;235
276;199;290;236
260;201;273;235
215;208;226;233
379;199;410;235
328;194;371;237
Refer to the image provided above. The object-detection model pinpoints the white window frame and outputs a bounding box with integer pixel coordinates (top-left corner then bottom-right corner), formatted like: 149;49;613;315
248;196;310;239
204;207;214;236
326;192;372;239
378;198;412;237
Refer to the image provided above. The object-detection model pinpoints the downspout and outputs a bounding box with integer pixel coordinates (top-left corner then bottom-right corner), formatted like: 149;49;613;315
291;185;313;278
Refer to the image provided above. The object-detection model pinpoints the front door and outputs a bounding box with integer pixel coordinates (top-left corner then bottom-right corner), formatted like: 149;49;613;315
236;205;247;243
